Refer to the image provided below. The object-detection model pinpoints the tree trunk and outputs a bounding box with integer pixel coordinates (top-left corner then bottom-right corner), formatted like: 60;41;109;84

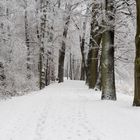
87;1;102;88
0;62;6;94
80;36;86;80
101;0;116;100
58;5;71;83
87;37;101;88
25;10;31;80
133;0;140;106
80;11;88;81
69;52;72;80
58;40;66;83
38;0;47;89
45;4;55;85
45;53;50;86
95;62;102;90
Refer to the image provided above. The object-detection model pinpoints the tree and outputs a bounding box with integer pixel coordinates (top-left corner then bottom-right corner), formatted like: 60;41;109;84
87;1;102;89
79;8;88;81
79;24;86;81
58;3;71;83
24;1;32;80
0;62;6;96
133;0;140;106
69;52;72;80
38;0;48;89
101;0;116;100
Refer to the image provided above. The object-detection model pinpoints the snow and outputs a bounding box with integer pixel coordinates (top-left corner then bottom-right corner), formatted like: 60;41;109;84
0;80;139;140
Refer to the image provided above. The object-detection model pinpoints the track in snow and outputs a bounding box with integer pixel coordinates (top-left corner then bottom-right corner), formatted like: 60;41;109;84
34;81;102;140
0;80;139;140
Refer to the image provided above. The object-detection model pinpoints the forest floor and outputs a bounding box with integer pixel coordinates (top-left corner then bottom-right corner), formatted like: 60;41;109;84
0;80;139;140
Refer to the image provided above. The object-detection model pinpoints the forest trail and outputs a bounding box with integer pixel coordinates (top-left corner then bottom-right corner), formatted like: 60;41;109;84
0;80;139;140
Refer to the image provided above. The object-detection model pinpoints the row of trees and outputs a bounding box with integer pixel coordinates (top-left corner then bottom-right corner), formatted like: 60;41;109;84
57;0;133;102
56;0;140;106
0;0;140;106
0;0;88;96
0;0;59;97
86;0;116;100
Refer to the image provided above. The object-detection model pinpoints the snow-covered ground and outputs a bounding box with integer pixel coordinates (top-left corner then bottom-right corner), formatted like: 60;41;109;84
0;80;139;140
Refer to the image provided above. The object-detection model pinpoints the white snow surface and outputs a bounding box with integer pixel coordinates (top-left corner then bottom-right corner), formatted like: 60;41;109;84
0;80;139;140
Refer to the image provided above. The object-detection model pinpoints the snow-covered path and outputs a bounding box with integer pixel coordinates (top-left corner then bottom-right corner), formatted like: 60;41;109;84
0;80;139;140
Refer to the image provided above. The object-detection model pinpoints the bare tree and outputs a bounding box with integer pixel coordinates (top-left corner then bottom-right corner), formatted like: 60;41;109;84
87;1;102;89
101;0;116;100
24;5;31;79
58;3;71;83
133;0;140;106
37;0;48;89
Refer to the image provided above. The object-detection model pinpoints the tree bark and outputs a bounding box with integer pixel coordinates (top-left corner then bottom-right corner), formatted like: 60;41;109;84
87;1;102;88
101;0;116;100
25;10;31;80
45;53;50;86
80;36;86;80
0;62;6;94
133;0;140;106
58;5;71;83
58;39;66;83
80;9;88;81
38;0;47;89
69;52;72;80
95;61;101;90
